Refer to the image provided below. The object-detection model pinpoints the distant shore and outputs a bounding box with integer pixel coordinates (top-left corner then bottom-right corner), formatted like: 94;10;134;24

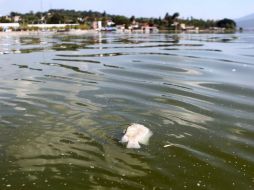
0;29;98;37
0;29;240;37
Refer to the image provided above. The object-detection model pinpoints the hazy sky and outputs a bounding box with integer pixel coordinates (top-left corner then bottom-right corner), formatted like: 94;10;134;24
0;0;253;19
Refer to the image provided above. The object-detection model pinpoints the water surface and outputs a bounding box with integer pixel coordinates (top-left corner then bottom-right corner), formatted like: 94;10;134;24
0;32;254;190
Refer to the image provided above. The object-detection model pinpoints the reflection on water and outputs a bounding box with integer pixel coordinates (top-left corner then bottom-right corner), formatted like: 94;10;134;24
0;32;254;189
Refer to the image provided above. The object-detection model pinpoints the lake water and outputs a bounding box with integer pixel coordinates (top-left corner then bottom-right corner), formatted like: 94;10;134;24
0;32;254;190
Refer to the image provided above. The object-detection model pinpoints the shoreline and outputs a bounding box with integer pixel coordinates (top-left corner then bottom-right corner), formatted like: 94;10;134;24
0;29;98;37
0;29;241;37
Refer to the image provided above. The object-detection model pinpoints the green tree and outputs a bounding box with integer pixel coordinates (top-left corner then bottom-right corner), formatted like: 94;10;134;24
10;12;21;17
102;11;107;18
164;13;170;21
216;18;236;29
47;13;65;24
112;16;130;27
130;15;135;23
172;12;180;20
0;17;11;23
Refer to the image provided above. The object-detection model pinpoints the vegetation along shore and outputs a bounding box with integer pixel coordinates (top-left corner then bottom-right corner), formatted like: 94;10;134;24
0;9;237;33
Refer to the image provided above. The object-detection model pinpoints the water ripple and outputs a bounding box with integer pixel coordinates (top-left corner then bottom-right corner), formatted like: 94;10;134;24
0;32;254;189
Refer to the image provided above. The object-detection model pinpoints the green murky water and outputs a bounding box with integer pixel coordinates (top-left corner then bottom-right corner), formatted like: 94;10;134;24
0;32;254;190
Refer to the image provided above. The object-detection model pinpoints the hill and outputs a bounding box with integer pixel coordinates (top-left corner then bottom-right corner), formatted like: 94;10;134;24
235;13;254;29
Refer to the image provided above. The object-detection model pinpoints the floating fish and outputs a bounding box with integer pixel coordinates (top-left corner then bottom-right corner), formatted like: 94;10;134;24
121;123;153;149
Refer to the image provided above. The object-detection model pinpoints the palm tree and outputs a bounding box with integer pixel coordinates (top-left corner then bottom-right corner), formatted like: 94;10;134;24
172;12;180;30
172;12;180;20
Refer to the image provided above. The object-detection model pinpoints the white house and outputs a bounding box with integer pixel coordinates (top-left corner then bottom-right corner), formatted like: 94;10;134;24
106;20;115;26
13;16;21;23
27;24;79;28
0;23;20;31
97;21;102;30
180;23;186;30
92;21;103;31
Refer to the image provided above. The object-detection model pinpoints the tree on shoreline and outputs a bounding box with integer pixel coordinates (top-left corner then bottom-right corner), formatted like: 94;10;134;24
47;13;65;24
216;18;236;29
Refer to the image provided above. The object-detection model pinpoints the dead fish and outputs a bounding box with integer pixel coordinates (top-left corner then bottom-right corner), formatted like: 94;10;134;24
121;123;153;149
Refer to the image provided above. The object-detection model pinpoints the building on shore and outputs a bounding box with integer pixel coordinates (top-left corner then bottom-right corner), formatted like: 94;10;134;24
180;23;199;32
13;16;21;23
92;21;102;31
116;25;125;32
209;27;225;32
141;25;159;33
92;21;98;30
27;24;79;29
106;20;115;27
128;23;139;31
4;16;12;22
0;23;20;31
